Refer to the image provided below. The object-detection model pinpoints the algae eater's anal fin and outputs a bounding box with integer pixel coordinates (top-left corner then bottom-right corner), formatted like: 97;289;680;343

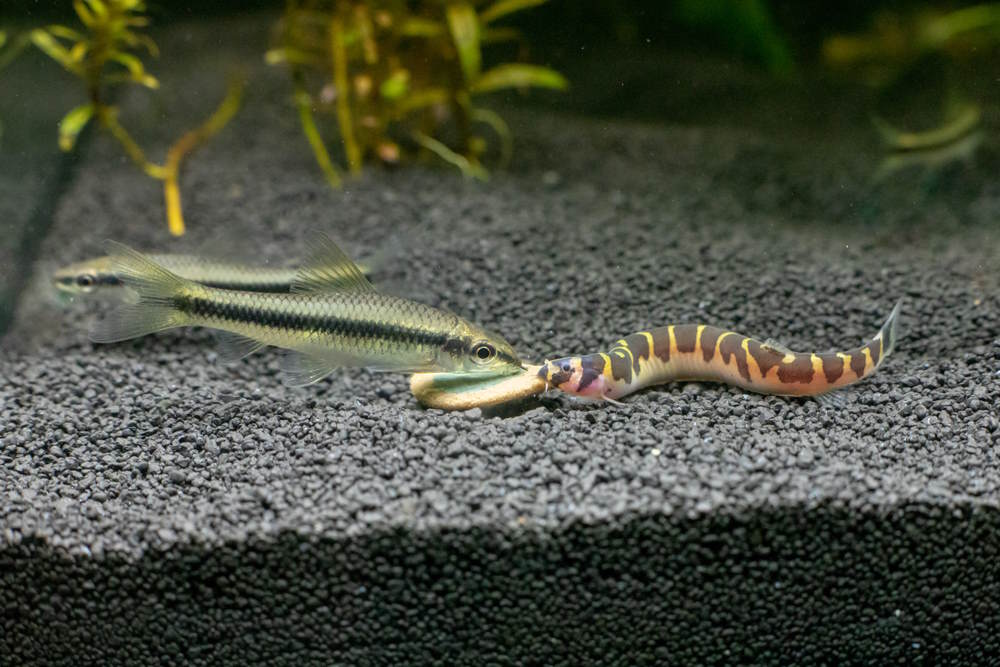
88;241;191;344
291;231;376;294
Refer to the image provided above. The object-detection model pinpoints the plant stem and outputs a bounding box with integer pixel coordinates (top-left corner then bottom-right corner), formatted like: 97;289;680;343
161;75;245;236
96;104;165;178
293;70;342;188
330;15;362;174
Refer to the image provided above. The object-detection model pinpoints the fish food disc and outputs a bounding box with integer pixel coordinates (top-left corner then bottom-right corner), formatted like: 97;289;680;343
410;364;546;410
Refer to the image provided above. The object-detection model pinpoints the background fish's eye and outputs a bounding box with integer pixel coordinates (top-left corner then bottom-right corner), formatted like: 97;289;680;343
76;275;94;288
472;342;496;363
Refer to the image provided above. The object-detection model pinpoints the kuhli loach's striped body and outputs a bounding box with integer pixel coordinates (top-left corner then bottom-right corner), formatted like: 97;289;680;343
539;303;900;404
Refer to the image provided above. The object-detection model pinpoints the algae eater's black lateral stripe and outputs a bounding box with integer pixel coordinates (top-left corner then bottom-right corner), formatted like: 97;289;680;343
201;280;289;293
182;295;450;347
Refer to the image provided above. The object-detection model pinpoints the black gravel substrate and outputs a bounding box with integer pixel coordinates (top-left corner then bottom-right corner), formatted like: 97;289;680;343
2;16;1000;666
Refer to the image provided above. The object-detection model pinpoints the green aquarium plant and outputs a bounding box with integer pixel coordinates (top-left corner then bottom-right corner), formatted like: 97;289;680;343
823;3;1000;161
266;0;567;185
823;3;1000;86
674;0;794;76
25;0;243;235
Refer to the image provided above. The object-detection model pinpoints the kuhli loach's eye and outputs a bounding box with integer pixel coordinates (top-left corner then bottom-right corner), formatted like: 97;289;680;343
560;361;571;372
472;342;496;363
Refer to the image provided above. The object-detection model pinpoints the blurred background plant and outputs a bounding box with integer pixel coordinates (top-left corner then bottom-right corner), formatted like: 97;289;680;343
673;0;794;77
823;3;1000;157
265;0;568;185
14;0;243;235
823;3;1000;87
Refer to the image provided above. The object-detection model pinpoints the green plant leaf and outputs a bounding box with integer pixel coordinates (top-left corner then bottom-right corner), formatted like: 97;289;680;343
264;47;320;66
480;0;548;25
46;25;85;41
0;30;6;49
471;63;567;93
81;0;109;20
119;29;159;57
446;3;481;83
111;52;158;87
58;103;95;151
472;107;512;168
73;0;97;28
412;130;488;181
399;18;444;37
69;41;88;63
111;52;144;76
380;69;410;100
674;0;794;75
30;29;78;71
0;31;31;72
395;87;450;114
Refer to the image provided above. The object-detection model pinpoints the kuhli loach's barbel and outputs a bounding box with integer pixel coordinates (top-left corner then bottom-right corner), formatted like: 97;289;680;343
89;233;523;386
537;302;901;406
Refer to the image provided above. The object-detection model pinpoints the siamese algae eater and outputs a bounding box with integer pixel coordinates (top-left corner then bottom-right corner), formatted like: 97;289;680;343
89;234;523;386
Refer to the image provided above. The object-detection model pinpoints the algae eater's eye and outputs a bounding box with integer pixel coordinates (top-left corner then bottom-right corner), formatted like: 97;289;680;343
472;342;497;363
76;274;95;289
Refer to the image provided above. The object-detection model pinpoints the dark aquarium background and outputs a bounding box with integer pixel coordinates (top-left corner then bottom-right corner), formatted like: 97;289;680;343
2;1;999;665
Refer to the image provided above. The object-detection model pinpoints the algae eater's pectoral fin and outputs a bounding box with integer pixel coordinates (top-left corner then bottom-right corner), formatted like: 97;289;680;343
291;231;376;294
280;349;440;387
88;241;191;344
215;331;265;364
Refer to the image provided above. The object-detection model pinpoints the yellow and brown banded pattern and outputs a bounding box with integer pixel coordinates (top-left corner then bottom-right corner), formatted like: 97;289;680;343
539;301;901;402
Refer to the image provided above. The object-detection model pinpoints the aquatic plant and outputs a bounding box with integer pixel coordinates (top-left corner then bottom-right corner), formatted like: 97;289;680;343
26;0;243;235
266;0;567;184
823;3;998;172
674;0;794;76
823;4;1000;86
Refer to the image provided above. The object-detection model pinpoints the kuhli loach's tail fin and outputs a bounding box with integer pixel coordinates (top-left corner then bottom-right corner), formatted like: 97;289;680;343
879;299;902;361
89;241;191;343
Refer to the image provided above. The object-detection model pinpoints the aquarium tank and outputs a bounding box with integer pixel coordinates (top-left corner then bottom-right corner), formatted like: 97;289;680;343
2;0;999;664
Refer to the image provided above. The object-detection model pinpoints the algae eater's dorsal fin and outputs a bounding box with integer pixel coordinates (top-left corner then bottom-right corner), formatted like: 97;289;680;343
291;231;376;294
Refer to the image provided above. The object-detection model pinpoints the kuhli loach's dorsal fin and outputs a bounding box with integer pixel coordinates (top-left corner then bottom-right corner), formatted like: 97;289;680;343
291;231;376;294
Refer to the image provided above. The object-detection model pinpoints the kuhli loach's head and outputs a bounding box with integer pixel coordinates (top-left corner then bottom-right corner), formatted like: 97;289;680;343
538;354;609;398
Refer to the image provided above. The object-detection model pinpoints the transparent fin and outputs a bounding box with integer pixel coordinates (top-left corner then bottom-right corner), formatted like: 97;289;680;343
101;241;188;303
280;352;340;387
89;242;190;343
291;232;376;294
216;331;265;364
880;299;902;358
280;347;440;385
762;338;794;355
814;391;847;409
89;304;180;343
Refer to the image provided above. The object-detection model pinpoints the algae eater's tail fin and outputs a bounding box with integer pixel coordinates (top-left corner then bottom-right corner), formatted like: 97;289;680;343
89;241;192;344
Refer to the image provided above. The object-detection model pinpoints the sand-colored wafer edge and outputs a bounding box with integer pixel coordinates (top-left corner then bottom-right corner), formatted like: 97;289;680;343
410;364;545;410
